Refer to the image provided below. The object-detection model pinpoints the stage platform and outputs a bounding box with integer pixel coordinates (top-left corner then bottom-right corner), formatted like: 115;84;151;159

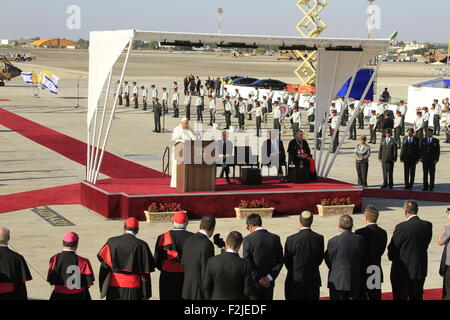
80;176;363;220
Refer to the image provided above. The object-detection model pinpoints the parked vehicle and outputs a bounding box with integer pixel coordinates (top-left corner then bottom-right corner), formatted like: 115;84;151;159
244;79;287;91
232;77;259;85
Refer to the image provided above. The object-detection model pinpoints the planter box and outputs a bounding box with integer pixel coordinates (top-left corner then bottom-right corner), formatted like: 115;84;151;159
317;204;355;217
234;207;274;220
145;211;184;223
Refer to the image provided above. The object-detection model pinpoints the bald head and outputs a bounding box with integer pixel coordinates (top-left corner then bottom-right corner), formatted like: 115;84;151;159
0;227;10;245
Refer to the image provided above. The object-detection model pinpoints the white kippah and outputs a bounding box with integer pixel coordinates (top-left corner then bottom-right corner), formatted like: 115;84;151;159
301;211;312;219
181;118;189;121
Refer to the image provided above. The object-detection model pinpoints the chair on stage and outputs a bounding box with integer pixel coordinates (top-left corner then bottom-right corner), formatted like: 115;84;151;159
232;146;259;178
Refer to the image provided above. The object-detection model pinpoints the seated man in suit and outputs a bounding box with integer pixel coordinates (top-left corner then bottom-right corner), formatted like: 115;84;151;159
261;129;286;181
284;211;324;300
243;214;284;300
216;131;233;184
387;200;433;300
355;205;388;300
203;231;254;300
325;214;365;300
287;129;316;180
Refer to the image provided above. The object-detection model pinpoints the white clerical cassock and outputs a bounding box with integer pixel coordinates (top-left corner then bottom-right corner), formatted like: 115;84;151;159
170;122;196;188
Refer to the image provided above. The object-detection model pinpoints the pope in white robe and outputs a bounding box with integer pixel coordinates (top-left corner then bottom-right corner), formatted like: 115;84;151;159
170;118;196;188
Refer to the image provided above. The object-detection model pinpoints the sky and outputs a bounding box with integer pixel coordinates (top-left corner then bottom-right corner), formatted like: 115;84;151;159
0;0;448;43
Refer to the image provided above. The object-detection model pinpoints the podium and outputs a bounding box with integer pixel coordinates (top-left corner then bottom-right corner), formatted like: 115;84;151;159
175;140;216;192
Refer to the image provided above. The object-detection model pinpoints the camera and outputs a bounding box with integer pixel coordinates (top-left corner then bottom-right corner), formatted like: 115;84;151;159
213;233;226;249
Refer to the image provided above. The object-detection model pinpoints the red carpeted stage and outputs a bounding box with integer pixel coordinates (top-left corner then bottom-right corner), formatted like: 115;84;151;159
80;176;363;220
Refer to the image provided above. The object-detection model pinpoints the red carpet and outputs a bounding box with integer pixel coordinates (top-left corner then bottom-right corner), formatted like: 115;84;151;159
364;188;450;202
0;99;10;101
0;108;162;179
0;183;81;213
320;288;443;300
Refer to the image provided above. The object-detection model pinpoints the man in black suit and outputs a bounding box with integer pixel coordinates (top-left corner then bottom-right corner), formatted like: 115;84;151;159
217;131;233;184
420;128;440;191
378;129;397;189
181;215;216;300
381;110;394;138
387;200;433;300
324;214;365;300
284;211;324;300
152;98;162;133
400;128;421;190
243;214;284;300
355;205;388;300
203;231;254;300
261;130;286;181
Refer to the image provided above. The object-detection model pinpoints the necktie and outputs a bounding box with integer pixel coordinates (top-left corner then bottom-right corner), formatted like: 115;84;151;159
409;137;412;143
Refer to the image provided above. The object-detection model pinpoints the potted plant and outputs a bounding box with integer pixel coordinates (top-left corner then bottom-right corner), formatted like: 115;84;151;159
144;202;185;223
234;199;274;220
316;197;355;217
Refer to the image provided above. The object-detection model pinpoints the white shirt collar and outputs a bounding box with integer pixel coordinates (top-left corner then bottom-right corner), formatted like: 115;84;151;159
125;231;136;236
407;215;418;221
366;223;377;226
300;227;311;230
62;249;76;253
226;249;237;254
255;227;265;232
0;245;8;247
198;230;210;238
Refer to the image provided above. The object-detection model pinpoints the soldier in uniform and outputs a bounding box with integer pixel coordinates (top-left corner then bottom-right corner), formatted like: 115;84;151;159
329;109;340;153
153;98;162;133
184;92;192;120
233;89;241;118
132;82;139;109
431;103;442;136
195;94;203;123
223;96;233;130
172;88;180;118
286;106;301;138
420;128;440;191
307;102;315;133
378;129;397;189
414;111;425;140
141;86;148;111
397;100;407;135
208;95;216;126
162;88;169;115
369;110;377;144
267;87;274;113
238;97;247;131
400;128;421;190
151;85;158;113
117;80;123;105
393;111;403;149
271;101;282;132
249;101;263;137
422;107;430;130
348;104;357;140
358;103;365;129
123;81;130;107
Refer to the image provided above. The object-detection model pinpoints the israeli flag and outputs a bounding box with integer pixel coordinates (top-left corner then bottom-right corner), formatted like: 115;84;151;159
41;74;59;94
21;72;33;85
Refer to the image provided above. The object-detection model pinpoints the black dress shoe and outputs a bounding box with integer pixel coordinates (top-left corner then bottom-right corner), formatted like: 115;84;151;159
422;187;428;191
381;185;387;189
430;187;434;192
